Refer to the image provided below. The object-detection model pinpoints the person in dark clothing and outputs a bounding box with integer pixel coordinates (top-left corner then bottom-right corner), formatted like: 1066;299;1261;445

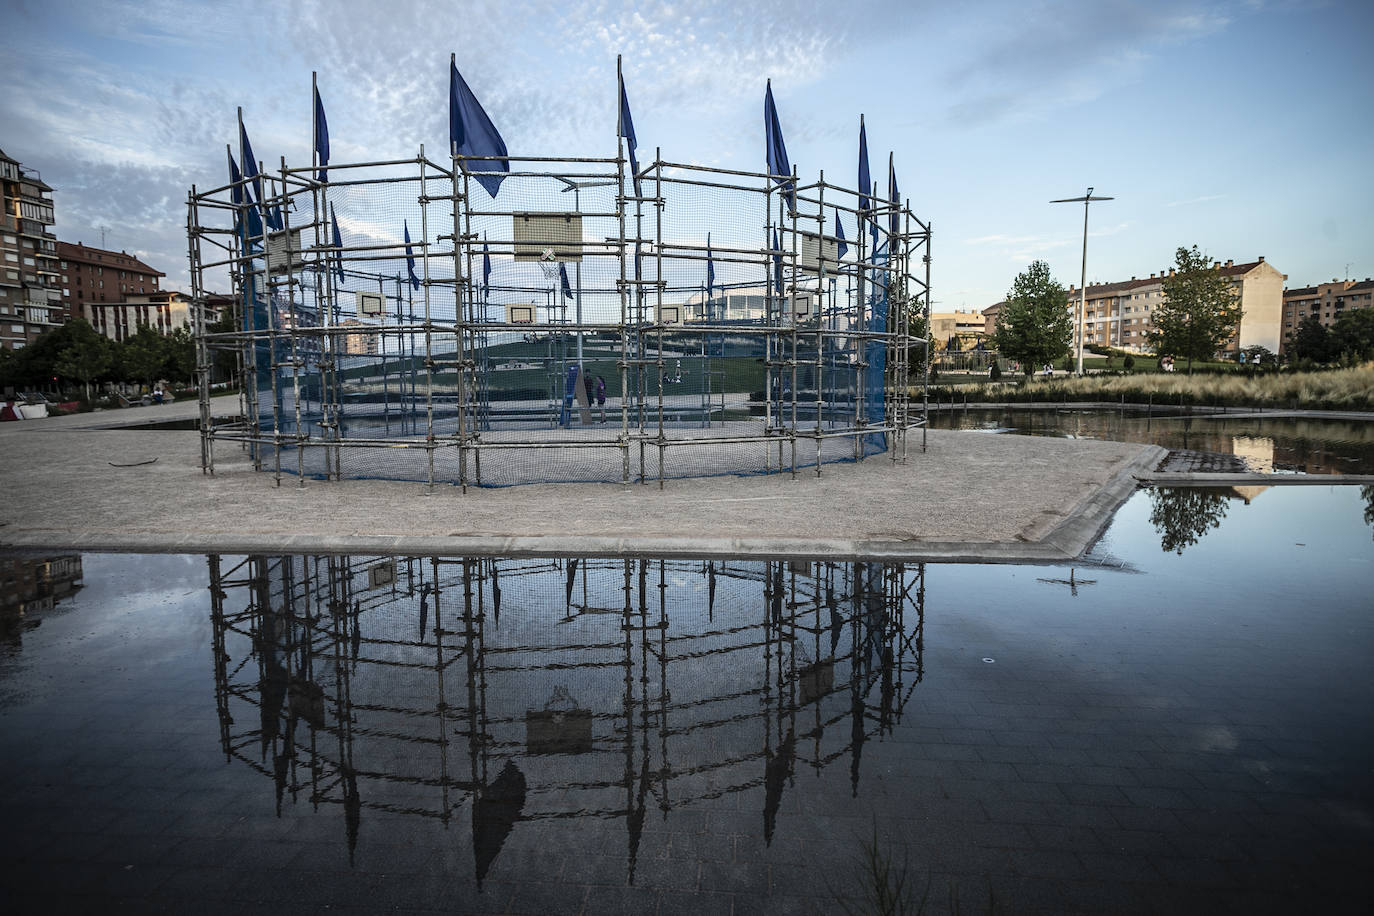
594;375;607;422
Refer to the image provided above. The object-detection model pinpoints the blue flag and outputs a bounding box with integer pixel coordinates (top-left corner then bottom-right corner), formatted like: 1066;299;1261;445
858;117;871;214
404;220;419;291
559;262;572;299
227;148;263;241
482;240;491;293
618;68;640;198
764;80;794;215
313;84;330;183
449;56;509;198
834;212;848;261
888;154;900;236
772;229;783;299
239;120;283;230
330;203;344;284
706;232;715;301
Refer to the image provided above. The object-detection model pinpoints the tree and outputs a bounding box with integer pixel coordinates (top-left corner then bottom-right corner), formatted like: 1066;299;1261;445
1331;308;1374;362
990;260;1073;379
1149;245;1242;373
51;319;115;402
120;324;169;388
1290;314;1335;364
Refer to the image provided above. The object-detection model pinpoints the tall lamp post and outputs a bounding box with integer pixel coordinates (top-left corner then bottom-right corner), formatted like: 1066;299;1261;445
1051;188;1113;375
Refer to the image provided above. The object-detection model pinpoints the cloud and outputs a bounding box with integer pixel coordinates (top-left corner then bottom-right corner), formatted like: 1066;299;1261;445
1166;193;1225;207
939;0;1234;125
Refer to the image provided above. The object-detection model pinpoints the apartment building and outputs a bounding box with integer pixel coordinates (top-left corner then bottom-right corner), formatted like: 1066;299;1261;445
82;290;221;343
1280;278;1374;353
983;257;1286;356
929;310;987;349
58;241;164;331
0;148;62;350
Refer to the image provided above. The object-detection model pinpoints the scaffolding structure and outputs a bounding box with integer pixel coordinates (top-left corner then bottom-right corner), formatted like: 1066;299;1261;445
188;135;931;488
207;553;925;882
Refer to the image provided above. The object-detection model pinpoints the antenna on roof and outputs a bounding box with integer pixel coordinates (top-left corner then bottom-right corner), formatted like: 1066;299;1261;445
98;225;109;249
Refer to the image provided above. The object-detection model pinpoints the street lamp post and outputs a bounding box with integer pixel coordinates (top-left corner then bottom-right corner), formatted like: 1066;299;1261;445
1051;188;1113;375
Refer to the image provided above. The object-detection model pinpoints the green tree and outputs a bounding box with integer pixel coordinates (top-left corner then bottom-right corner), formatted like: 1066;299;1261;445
163;326;197;385
120;324;169;388
990;260;1073;379
1331;308;1374;362
1149;245;1242;373
52;319;115;401
1290;314;1335;364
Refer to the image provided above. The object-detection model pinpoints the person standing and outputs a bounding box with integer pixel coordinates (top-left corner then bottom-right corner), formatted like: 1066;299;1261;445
594;375;607;422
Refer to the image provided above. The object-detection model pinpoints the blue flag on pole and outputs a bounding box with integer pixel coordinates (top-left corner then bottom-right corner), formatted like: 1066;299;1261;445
559;262;572;300
764;80;794;215
227;148;263;241
772;229;783;299
618;68;640;198
706;232;715;301
239;120;282;231
835;212;848;261
404;220;419;291
858;116;876;249
449;56;509;199
888;154;900;236
858;117;871;214
330;203;344;284
313;84;330;183
482;240;491;293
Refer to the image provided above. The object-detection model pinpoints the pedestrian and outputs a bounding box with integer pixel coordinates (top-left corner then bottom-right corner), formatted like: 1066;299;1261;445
583;372;594;407
594;375;607;422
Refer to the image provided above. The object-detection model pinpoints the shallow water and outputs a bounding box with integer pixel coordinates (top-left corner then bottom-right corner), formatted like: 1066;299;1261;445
1;486;1372;913
929;408;1374;474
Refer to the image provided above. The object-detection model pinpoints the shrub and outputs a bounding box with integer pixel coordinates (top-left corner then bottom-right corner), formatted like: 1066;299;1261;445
1123;354;1135;370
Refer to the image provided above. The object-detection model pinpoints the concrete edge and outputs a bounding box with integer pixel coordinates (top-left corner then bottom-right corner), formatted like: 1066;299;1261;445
1038;445;1168;559
1138;473;1374;486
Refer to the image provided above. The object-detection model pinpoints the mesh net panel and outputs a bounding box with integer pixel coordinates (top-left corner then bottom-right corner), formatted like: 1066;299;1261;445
196;155;924;486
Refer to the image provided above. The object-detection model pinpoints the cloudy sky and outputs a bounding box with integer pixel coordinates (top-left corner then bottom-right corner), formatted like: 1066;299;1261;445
3;0;1371;310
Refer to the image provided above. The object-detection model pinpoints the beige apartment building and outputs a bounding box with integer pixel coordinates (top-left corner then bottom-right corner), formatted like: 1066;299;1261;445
1280;278;1374;352
929;310;987;349
983;257;1286;356
82;290;221;343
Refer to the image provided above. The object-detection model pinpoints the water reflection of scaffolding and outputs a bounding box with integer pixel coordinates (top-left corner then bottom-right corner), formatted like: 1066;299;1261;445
207;553;924;884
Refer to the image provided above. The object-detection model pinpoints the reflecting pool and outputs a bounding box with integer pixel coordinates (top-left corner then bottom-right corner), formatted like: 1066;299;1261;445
1;486;1371;913
929;408;1374;474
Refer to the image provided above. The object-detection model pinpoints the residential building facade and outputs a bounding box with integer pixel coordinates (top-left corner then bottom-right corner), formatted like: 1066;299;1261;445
1280;278;1374;353
58;241;164;336
82;290;220;343
983;257;1286;356
0;148;62;350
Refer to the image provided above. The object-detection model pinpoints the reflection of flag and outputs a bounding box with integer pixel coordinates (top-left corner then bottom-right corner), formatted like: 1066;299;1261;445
617;65;640;198
449;55;509;198
313;84;330;183
330;203;344;284
772;229;783;299
706;232;715;300
559;262;572;299
834;212;848;261
239;119;282;230
764;80;794;215
404;220;419;291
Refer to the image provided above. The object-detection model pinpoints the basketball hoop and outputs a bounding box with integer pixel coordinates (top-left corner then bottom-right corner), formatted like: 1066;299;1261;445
537;246;560;283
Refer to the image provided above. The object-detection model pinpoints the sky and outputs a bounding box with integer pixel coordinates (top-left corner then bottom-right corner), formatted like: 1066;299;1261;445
2;0;1372;312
